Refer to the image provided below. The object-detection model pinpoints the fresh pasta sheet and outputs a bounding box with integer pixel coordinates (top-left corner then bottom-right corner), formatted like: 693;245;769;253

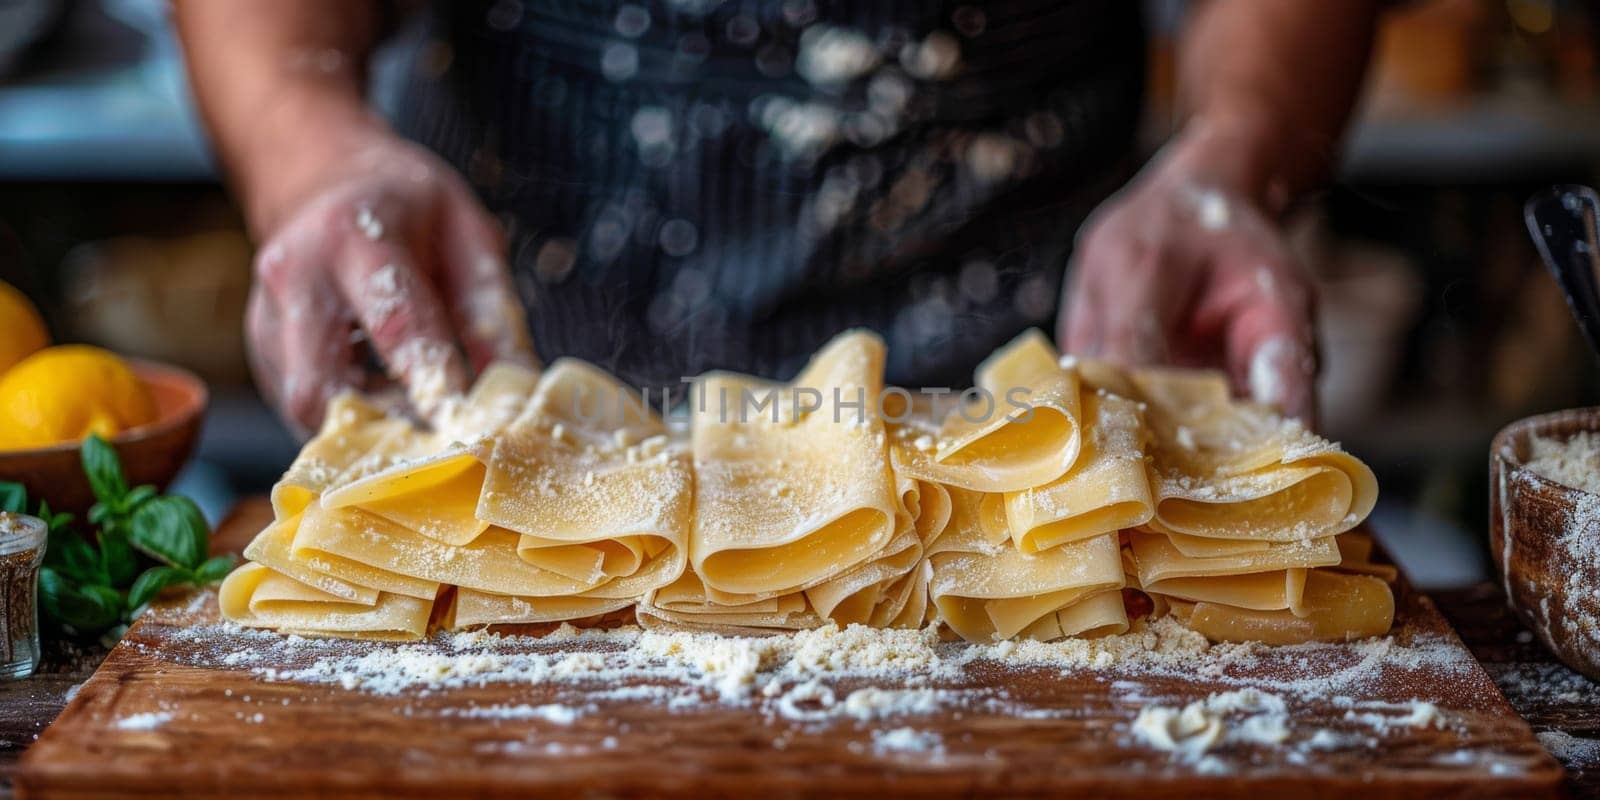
222;329;1394;646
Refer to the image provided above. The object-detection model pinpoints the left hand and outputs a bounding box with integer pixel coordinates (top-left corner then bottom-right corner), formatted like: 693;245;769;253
242;122;536;436
1057;122;1319;424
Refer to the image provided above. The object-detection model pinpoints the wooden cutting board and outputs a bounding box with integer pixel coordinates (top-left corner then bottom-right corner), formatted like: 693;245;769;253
15;500;1565;799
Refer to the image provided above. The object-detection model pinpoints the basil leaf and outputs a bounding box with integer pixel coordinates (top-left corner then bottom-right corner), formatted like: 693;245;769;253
0;482;26;514
35;501;74;534
80;435;128;508
127;495;208;570
87;503;112;527
192;555;236;585
39;569;121;634
44;529;105;585
127;566;187;611
98;527;139;587
123;486;158;514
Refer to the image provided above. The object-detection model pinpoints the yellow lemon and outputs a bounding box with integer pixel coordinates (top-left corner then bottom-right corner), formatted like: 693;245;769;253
0;345;157;449
0;281;49;375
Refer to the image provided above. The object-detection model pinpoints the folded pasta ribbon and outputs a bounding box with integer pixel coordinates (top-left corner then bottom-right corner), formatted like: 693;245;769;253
219;562;432;641
688;330;898;597
1168;570;1395;645
477;359;691;601
891;330;1082;494
638;570;821;634
1000;389;1154;553
317;363;540;546
1135;368;1378;543
928;490;1126;642
271;394;411;519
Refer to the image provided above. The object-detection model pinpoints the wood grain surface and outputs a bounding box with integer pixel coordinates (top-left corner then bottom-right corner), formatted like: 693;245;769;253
1436;582;1600;798
14;500;1567;799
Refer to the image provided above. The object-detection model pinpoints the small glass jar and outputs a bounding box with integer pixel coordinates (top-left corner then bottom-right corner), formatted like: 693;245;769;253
0;512;45;679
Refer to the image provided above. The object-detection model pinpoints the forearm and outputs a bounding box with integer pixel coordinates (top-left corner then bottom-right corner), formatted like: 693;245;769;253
1173;0;1383;212
173;0;386;235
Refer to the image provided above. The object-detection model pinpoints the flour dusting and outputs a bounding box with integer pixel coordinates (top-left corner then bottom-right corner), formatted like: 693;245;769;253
114;712;174;731
1538;730;1600;767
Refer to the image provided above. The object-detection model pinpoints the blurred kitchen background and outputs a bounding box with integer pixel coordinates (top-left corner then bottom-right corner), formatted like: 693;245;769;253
1;0;1596;588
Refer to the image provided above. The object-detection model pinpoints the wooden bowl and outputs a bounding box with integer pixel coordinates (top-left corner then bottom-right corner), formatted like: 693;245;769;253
1489;408;1600;679
0;360;207;515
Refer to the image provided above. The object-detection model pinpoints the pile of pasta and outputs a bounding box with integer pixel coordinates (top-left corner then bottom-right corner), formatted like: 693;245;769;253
220;329;1395;645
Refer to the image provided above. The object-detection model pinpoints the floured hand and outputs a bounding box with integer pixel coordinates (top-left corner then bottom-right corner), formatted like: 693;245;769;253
245;134;537;435
1056;125;1318;425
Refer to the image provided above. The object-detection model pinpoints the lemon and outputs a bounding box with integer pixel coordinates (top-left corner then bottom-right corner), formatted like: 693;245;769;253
0;345;157;449
0;281;49;375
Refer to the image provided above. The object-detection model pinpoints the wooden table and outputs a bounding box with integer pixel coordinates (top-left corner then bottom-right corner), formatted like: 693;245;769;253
1435;582;1600;797
0;639;106;797
0;502;1595;797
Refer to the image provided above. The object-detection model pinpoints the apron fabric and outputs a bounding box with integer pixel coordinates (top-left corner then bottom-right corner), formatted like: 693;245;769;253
396;0;1144;390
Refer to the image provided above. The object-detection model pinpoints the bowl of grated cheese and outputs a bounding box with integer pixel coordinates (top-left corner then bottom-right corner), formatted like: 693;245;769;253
1490;409;1600;679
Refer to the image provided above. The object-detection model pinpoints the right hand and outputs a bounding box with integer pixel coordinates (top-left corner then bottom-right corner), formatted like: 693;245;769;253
244;131;536;435
1057;119;1319;425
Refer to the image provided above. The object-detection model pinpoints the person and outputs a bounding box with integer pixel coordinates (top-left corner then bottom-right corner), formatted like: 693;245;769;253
174;1;1380;435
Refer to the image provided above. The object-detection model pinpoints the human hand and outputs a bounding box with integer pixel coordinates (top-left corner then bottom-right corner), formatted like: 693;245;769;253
244;129;536;435
1057;123;1318;424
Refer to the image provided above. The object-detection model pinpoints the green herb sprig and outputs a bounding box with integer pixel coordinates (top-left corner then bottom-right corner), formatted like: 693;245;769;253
0;434;233;639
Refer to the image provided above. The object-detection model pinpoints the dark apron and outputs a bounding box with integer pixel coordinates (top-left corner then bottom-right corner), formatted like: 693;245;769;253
396;0;1144;389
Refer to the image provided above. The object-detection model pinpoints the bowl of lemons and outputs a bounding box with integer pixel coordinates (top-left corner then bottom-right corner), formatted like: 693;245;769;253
0;281;207;513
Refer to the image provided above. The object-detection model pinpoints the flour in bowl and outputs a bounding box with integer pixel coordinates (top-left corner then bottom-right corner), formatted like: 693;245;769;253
1525;431;1600;496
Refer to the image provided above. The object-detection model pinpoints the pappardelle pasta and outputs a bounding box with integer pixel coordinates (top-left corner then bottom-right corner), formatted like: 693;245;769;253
222;330;1393;645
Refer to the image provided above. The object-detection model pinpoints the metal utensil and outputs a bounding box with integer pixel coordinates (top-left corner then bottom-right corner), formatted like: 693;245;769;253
1526;184;1600;360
